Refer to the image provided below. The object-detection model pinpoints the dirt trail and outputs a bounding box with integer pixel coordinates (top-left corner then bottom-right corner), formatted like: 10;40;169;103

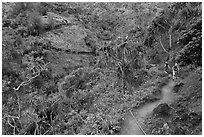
120;80;177;135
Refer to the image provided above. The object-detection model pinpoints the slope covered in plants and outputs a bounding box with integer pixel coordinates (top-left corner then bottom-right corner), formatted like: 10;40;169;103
2;2;202;135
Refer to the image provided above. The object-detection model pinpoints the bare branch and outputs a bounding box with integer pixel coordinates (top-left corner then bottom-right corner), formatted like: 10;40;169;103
169;34;172;50
4;115;19;119
13;80;31;91
108;51;121;63
4;114;22;132
154;21;166;29
159;37;169;54
7;118;15;135
115;41;128;49
43;130;50;135
13;73;40;91
34;122;39;135
13;61;49;91
13;90;22;127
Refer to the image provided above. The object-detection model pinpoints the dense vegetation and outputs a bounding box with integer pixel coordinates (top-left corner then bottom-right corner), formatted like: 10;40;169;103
2;2;202;135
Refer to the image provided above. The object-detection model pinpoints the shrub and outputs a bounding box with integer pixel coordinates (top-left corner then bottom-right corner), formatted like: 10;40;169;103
27;12;45;36
176;18;201;67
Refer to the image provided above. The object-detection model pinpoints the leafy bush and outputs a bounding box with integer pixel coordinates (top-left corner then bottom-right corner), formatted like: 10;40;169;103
176;18;202;67
27;12;45;36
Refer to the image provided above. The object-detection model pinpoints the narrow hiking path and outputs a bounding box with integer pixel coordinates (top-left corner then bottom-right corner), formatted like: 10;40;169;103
120;80;178;135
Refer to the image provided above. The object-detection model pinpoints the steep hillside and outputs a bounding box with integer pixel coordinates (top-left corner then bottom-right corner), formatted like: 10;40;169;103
2;2;201;135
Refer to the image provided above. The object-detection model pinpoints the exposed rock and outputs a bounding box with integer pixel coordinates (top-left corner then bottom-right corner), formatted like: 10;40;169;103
46;25;91;52
173;82;184;93
43;24;95;77
153;103;172;118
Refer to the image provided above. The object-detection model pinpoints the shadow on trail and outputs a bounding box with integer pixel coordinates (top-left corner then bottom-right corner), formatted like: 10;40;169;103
120;80;178;135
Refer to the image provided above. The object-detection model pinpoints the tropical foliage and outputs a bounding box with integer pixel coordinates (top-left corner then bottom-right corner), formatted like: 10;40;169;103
2;2;202;135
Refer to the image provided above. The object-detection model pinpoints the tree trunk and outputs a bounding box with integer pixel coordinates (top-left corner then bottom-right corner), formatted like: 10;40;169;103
122;47;125;94
169;26;173;50
169;34;172;50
